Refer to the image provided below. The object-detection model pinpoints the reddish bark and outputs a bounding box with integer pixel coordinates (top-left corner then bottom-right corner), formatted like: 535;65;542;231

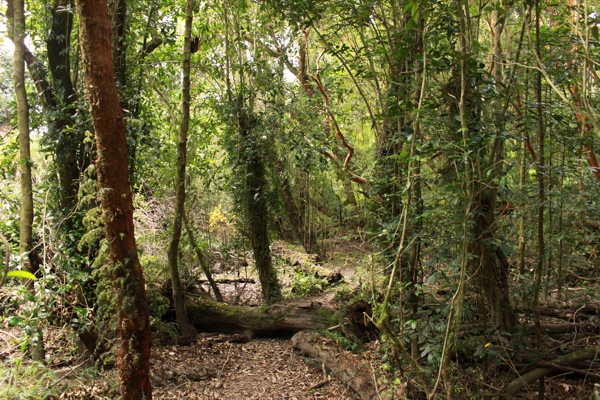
75;1;152;398
278;30;367;185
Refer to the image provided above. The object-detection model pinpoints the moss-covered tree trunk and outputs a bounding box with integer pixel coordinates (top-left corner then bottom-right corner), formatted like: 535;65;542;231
238;102;282;304
467;186;516;331
45;0;89;234
459;4;516;332
166;0;197;341
76;0;152;398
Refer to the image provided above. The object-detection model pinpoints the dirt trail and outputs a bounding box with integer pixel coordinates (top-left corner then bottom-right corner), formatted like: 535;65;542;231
152;333;353;400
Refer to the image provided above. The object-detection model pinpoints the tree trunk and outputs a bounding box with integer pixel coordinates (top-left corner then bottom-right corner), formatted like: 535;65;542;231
184;295;336;335
532;0;545;341
291;331;380;400
237;101;282;304
10;0;39;288
274;156;320;256
7;0;87;235
166;0;197;342
458;4;515;332
183;214;223;302
75;1;152;398
468;188;516;331
10;0;45;363
47;0;87;233
108;0;127;90
504;347;600;395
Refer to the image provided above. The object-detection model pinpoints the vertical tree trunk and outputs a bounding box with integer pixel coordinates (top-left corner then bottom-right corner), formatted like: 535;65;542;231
557;147;565;299
532;0;545;340
238;103;282;304
166;0;197;341
8;0;87;235
46;0;89;235
75;1;152;398
274;156;320;255
109;0;127;90
459;2;515;332
518;137;527;277
183;214;223;302
10;0;39;285
10;0;45;362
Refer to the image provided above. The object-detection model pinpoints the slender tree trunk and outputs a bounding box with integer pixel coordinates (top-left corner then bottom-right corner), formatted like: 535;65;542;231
10;0;45;363
166;0;197;341
567;0;600;182
532;0;545;342
557;146;565;299
8;0;86;235
109;0;127;90
75;1;152;398
518;136;527;277
183;214;223;302
274;156;320;255
10;0;38;286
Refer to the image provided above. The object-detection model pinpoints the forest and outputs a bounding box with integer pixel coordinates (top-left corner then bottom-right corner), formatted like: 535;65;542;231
1;0;600;398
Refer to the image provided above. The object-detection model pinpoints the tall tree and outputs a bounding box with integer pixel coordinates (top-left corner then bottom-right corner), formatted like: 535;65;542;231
223;0;282;303
9;0;45;362
9;0;36;280
166;0;197;342
9;0;45;361
458;0;516;331
46;0;83;232
75;0;152;398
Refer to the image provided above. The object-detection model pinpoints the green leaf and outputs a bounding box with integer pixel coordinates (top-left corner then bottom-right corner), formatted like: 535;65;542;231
7;270;37;280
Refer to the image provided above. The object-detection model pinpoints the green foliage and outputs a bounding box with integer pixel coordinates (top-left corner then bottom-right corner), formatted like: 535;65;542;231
2;286;48;357
0;47;13;123
290;268;330;295
0;359;58;399
145;285;178;345
324;329;362;353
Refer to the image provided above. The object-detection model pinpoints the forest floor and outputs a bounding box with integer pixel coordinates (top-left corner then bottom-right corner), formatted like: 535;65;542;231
0;233;599;399
0;235;373;399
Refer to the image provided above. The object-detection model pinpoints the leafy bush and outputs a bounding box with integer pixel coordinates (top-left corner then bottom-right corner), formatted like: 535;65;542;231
290;269;330;295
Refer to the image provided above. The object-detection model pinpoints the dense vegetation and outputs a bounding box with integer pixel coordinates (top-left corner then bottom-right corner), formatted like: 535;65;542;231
1;0;599;398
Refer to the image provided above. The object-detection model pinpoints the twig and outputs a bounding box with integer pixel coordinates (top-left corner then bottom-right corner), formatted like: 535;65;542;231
309;362;329;390
217;342;234;381
0;329;19;340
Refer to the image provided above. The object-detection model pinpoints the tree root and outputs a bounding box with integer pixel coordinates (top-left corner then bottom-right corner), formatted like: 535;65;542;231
504;347;600;395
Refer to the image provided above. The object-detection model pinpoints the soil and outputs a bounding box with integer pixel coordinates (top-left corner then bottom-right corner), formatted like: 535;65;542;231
151;334;353;400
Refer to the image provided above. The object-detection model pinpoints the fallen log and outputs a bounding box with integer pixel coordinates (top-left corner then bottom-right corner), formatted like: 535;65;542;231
183;295;338;336
291;331;380;400
504;347;600;395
